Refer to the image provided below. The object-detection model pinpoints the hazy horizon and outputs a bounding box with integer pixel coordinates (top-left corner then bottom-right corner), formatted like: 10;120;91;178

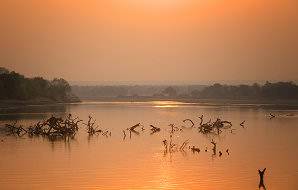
1;0;297;83
69;79;298;86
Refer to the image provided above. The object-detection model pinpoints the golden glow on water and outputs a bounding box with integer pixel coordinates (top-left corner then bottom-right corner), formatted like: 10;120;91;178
152;101;194;108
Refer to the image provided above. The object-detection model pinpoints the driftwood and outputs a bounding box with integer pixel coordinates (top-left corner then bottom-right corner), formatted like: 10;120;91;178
127;123;142;137
179;139;189;151
28;121;47;136
83;116;112;138
191;146;200;153
3;121;27;137
84;116;102;135
45;114;81;141
149;125;161;135
1;115;82;141
182;119;194;128
198;115;233;135
169;124;182;134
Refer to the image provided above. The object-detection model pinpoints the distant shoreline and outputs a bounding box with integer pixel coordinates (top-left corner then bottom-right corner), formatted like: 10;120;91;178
1;97;298;113
78;97;298;109
0;99;80;109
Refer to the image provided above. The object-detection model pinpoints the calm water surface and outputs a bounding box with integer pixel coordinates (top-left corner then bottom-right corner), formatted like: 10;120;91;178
0;101;297;190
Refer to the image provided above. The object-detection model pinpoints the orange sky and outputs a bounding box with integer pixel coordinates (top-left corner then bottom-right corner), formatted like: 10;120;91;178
1;0;297;84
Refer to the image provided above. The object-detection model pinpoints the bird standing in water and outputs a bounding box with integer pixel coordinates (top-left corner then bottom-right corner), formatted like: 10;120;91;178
258;168;267;190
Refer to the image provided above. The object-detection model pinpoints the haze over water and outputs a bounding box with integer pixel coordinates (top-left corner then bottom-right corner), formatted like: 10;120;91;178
0;101;297;189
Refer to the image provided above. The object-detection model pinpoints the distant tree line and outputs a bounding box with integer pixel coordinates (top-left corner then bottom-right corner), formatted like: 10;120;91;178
71;85;205;99
0;67;75;102
71;81;298;101
191;82;298;100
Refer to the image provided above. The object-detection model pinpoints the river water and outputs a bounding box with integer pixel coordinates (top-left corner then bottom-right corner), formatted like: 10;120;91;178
0;101;297;189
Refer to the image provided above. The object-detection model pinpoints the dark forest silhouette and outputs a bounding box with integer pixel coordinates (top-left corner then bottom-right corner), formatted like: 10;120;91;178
0;67;77;102
192;82;298;100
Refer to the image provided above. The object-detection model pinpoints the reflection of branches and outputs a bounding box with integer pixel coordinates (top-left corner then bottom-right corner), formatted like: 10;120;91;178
211;139;217;157
122;130;126;140
240;120;245;127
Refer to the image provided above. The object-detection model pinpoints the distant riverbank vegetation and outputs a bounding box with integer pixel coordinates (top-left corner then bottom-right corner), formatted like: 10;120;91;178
72;82;298;103
0;67;79;103
191;82;298;100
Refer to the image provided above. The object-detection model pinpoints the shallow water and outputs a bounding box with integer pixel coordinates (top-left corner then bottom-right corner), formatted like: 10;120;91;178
0;101;298;190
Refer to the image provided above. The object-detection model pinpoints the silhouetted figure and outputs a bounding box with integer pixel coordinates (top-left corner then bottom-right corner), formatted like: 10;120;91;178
258;168;267;190
226;149;230;155
240;120;245;127
219;151;222;157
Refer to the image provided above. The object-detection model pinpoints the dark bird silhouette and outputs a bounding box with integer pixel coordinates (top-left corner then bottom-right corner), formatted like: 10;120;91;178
226;149;230;155
191;146;200;153
219;151;223;157
269;113;276;119
258;168;267;190
240;120;245;127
